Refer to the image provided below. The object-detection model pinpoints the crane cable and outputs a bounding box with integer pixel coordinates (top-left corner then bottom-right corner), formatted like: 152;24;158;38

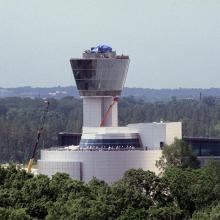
27;101;50;173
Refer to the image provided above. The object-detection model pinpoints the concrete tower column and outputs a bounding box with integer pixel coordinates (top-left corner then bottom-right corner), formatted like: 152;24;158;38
83;97;118;127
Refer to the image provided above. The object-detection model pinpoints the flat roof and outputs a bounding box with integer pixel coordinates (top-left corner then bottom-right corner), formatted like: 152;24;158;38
184;136;220;141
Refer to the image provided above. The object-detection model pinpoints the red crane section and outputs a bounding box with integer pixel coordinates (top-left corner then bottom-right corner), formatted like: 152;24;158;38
27;101;50;173
99;97;118;127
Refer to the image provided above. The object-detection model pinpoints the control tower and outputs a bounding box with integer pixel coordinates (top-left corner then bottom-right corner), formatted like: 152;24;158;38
70;45;139;150
70;45;129;127
38;45;181;183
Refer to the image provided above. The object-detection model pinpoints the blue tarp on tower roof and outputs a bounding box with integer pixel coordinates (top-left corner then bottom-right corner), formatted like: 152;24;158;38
91;45;112;53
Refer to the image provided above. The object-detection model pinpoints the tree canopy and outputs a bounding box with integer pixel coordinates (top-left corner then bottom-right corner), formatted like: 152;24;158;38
156;138;200;170
1;158;220;220
1;96;220;218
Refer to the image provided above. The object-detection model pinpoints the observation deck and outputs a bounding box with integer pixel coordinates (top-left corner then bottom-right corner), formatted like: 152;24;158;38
70;46;129;97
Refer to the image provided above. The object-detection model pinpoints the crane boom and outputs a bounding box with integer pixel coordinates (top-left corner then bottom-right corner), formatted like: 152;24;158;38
99;97;118;127
27;101;50;173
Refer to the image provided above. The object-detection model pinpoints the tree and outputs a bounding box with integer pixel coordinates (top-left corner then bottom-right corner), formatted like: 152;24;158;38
147;205;183;220
8;208;33;220
156;138;200;170
163;167;197;217
0;208;32;220
21;175;52;219
110;180;150;218
121;169;172;206
49;173;89;201
2;165;220;219
116;206;148;220
163;165;220;218
204;159;220;182
191;203;220;220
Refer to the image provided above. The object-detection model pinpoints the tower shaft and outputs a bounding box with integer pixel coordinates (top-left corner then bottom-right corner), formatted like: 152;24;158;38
83;97;118;127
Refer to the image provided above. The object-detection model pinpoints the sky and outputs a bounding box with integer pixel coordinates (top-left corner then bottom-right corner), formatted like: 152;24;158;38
0;0;220;89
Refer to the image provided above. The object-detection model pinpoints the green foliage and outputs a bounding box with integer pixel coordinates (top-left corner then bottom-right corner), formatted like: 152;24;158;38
163;165;220;218
116;206;148;220
156;138;200;170
1;96;220;163
0;207;33;220
147;205;183;220
120;169;172;206
191;203;220;220
9;209;33;220
1;164;220;219
0;97;82;163
204;159;220;182
2;96;220;219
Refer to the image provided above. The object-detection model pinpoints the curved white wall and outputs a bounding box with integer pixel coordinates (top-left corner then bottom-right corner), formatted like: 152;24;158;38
38;150;162;184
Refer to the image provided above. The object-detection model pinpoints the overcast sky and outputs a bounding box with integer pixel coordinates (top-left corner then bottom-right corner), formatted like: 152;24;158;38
0;0;220;88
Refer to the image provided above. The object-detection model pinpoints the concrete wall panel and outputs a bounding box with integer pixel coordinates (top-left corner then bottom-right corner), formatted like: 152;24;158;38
38;150;162;184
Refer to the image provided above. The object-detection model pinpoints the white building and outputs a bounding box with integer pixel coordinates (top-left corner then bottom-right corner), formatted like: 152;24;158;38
38;46;182;183
38;122;181;183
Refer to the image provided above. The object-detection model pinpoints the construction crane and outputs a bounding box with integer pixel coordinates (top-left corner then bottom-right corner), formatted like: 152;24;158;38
27;100;50;173
99;97;118;127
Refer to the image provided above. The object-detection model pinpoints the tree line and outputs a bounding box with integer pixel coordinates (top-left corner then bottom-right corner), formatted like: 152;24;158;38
0;96;220;163
0;139;220;219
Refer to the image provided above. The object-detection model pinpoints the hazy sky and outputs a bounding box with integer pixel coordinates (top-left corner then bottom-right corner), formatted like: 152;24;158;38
0;0;220;88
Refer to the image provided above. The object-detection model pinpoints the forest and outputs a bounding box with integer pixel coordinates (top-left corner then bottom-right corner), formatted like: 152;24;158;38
2;86;220;101
0;140;220;220
1;96;220;163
